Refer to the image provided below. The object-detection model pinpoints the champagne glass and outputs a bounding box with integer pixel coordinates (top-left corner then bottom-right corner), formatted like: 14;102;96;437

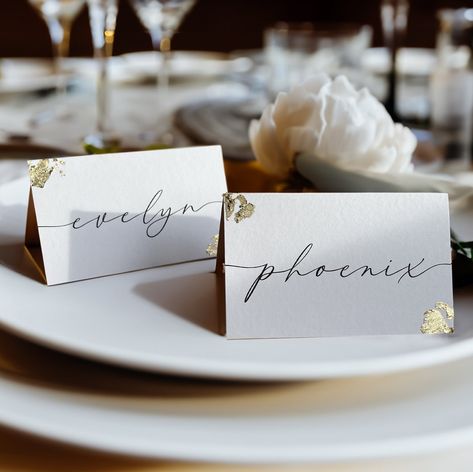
28;0;86;122
84;0;120;151
130;0;196;145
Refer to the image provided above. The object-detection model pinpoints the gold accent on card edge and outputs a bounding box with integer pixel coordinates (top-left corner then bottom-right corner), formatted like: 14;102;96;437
28;158;65;188
420;301;454;334
223;193;255;223
206;234;219;257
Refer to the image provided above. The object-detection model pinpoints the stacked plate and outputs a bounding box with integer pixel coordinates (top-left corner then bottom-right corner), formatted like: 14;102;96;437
1;170;473;464
0;59;63;95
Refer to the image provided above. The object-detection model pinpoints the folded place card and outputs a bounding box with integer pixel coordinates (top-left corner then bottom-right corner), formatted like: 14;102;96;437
25;146;227;285
217;193;454;339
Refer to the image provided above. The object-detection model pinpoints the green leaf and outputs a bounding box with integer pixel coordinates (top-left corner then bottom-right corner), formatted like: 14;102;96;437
451;234;473;287
83;143;122;155
451;231;473;261
144;143;172;151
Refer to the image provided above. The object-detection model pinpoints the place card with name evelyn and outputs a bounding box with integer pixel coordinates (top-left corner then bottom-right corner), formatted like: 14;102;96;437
25;146;227;285
217;193;454;339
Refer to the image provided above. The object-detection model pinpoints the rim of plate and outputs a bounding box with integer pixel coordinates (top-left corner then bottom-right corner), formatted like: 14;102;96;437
3;411;473;464
1;367;473;463
1;315;473;381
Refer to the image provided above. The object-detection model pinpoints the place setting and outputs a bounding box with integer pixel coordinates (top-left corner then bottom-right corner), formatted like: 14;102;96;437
0;0;473;470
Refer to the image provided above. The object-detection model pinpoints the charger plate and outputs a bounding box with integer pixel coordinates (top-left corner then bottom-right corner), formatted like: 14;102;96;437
0;177;472;381
1;329;473;463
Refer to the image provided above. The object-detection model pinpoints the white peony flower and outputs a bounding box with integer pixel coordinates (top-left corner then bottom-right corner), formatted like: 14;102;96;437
249;73;417;178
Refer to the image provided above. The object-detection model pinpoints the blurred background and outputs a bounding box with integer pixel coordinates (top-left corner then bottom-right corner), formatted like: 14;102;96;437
0;0;469;56
0;0;472;180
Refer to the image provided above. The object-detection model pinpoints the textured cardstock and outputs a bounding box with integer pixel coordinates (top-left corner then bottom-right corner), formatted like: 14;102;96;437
25;146;227;285
218;193;454;339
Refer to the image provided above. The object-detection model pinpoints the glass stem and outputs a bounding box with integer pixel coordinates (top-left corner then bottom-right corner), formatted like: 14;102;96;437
95;29;114;135
151;30;171;137
47;17;71;99
96;52;108;134
159;36;171;96
151;33;171;99
150;28;162;97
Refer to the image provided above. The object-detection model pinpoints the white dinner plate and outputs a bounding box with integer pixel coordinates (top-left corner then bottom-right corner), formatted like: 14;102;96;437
110;51;252;83
0;59;73;95
2;336;473;463
0;177;472;381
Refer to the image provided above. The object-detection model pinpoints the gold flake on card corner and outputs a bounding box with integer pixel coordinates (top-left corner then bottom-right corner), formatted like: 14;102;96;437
29;158;65;189
223;193;255;223
206;234;219;257
420;302;454;334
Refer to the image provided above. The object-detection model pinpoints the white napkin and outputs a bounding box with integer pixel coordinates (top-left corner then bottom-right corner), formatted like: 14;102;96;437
296;153;473;240
249;74;418;177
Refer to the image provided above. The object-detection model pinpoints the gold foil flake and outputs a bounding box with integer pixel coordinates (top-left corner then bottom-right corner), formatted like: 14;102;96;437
223;193;255;223
435;301;454;320
28;160;53;188
28;158;65;188
223;193;235;220
420;302;454;334
206;234;219;257
235;202;255;223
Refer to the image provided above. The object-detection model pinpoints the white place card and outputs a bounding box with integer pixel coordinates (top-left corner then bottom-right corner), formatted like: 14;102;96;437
217;193;454;339
25;146;227;285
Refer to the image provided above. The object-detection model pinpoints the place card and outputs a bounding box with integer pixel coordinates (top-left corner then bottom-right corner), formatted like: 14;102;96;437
25;146;227;285
217;193;454;339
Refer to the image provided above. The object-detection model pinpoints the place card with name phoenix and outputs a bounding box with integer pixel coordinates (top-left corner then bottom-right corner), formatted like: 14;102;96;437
217;193;454;339
25;146;227;285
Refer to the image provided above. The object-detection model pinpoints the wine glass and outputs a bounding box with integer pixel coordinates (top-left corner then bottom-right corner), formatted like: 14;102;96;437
380;0;409;120
83;0;120;151
130;0;196;145
28;0;86;123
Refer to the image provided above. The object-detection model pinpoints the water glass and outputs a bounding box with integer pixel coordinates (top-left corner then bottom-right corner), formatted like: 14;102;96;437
430;68;473;164
431;8;473;164
264;22;371;96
